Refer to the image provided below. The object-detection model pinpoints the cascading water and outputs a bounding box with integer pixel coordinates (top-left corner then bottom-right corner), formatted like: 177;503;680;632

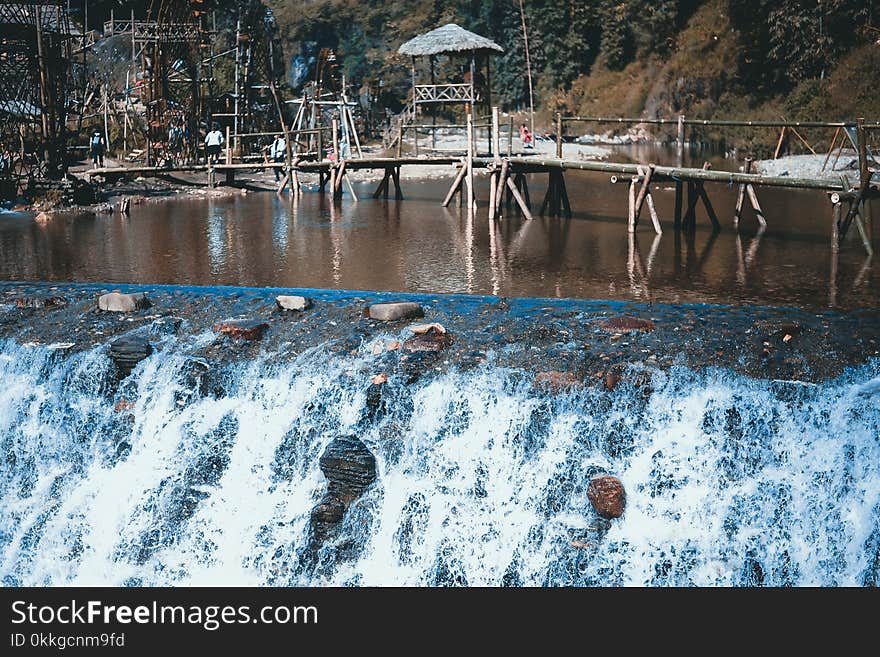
1;334;878;587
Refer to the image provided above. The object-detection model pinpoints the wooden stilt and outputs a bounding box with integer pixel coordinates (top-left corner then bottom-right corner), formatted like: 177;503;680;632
696;183;720;231
683;182;698;231
540;170;555;216
391;166;403;200
830;202;840;307
506;176;533;220
488;169;497;220
628;175;637;233
745;184;766;227
674;181;683;230
519;174;531;209
373;168;391;198
344;173;358;201
494;159;509;217
633;164;655;221
734;157;751;228
558;171;572;218
442;164;467;207
645;192;662;235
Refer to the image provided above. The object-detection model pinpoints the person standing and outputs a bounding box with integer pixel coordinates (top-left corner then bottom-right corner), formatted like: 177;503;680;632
269;133;286;181
90;130;106;167
205;123;224;164
520;123;533;150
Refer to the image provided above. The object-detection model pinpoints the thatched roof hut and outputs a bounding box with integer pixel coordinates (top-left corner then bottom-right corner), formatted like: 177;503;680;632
398;23;503;117
398;23;504;57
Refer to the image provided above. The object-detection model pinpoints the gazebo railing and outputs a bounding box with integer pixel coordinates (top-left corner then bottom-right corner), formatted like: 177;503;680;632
414;83;476;104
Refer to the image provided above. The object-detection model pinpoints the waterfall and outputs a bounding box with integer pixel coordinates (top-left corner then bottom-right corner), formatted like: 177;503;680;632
1;336;878;586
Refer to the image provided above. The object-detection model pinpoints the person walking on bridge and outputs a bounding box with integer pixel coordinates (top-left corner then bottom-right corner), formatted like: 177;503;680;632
205;124;224;164
269;133;286;181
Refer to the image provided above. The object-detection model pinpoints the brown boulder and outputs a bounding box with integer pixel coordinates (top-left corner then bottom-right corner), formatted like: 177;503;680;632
212;320;269;341
598;316;655;333
587;475;626;519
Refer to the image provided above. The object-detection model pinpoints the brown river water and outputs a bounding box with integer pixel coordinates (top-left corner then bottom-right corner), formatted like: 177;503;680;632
0;153;877;311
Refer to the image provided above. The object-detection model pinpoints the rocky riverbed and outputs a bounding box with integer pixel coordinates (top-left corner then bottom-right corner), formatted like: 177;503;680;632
2;282;878;384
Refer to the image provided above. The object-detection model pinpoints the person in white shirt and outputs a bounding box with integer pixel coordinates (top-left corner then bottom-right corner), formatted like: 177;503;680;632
269;134;286;181
204;123;224;163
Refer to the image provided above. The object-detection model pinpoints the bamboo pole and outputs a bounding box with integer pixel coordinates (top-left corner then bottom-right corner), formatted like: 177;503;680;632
442;164;467;207
466;111;475;217
479;157;847;191
556;113;563;158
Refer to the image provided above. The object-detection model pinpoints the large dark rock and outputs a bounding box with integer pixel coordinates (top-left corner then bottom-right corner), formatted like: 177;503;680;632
587;475;626;519
368;302;424;321
309;436;377;552
318;435;377;503
109;336;153;377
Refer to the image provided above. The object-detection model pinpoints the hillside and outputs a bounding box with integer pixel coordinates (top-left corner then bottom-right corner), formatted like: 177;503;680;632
265;0;880;149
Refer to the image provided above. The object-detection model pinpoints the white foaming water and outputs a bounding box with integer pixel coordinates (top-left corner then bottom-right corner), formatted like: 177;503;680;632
0;336;878;586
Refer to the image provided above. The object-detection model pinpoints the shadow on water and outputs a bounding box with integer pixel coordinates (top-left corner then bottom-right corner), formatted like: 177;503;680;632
0;166;876;310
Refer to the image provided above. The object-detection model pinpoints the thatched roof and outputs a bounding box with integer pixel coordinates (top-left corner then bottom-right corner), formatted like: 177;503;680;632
398;23;503;57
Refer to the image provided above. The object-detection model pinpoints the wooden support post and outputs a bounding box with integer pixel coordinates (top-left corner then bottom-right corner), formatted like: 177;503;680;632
674;115;685;231
396;122;403;159
697;183;720;231
628;175;637;233
466;112;475;217
645;189;662;235
745;184;767;227
374;168;392;199
558;171;572;218
830;202;840;307
734;157;751;228
507;116;513;156
633;164;655;221
225;126;232;164
392;167;403;200
518;173;531;209
442;164;467;207
494;159;509;217
489;167;497;220
556;113;563;158
506;176;533;220
683;182;698;231
344;173;359;201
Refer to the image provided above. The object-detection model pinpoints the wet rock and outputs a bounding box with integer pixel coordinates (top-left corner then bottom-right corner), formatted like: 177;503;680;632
14;296;67;310
598;316;655;333
318;436;377;503
371;373;388;385
604;362;653;391
98;291;151;312
309;436;377;550
368;302;424;321
409;322;446;335
587;475;626;519
403;325;452;352
276;295;312;311
151;316;183;336
109;336;153;376
212;320;270;341
534;371;580;392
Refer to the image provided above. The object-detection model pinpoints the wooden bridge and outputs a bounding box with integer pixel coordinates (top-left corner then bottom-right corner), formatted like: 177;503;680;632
81;109;878;256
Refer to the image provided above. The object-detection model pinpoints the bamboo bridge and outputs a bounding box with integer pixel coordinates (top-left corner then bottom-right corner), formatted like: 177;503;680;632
82;110;879;257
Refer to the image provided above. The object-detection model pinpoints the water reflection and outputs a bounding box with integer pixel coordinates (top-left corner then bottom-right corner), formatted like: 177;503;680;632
0;176;877;311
